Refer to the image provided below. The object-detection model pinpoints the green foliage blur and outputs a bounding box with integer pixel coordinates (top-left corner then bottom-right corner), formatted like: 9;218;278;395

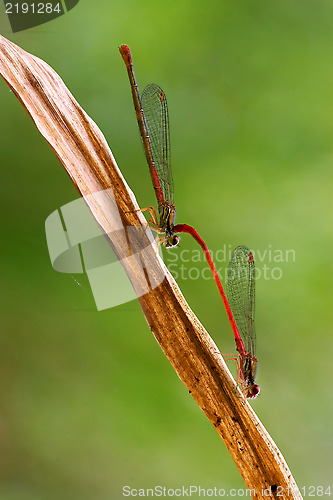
1;1;333;498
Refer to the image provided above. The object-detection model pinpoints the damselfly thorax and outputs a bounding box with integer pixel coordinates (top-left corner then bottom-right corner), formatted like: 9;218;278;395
158;202;178;248
240;354;259;399
139;202;179;248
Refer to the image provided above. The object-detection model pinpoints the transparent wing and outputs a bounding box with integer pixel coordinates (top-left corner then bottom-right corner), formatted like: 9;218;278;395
141;84;174;204
227;245;256;356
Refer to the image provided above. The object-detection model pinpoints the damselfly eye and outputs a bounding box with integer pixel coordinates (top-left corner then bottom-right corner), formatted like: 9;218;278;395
165;235;179;248
172;235;179;247
247;384;260;399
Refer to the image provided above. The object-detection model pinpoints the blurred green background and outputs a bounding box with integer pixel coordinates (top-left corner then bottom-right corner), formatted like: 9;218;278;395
1;0;333;498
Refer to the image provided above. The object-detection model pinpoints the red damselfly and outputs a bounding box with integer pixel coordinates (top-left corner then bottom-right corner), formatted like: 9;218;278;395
119;45;178;248
227;246;259;399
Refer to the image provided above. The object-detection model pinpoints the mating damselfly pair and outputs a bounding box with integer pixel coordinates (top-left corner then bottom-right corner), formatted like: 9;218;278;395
120;45;259;399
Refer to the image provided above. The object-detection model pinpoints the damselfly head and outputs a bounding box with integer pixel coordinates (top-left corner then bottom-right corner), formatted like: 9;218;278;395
164;234;179;248
246;384;260;399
